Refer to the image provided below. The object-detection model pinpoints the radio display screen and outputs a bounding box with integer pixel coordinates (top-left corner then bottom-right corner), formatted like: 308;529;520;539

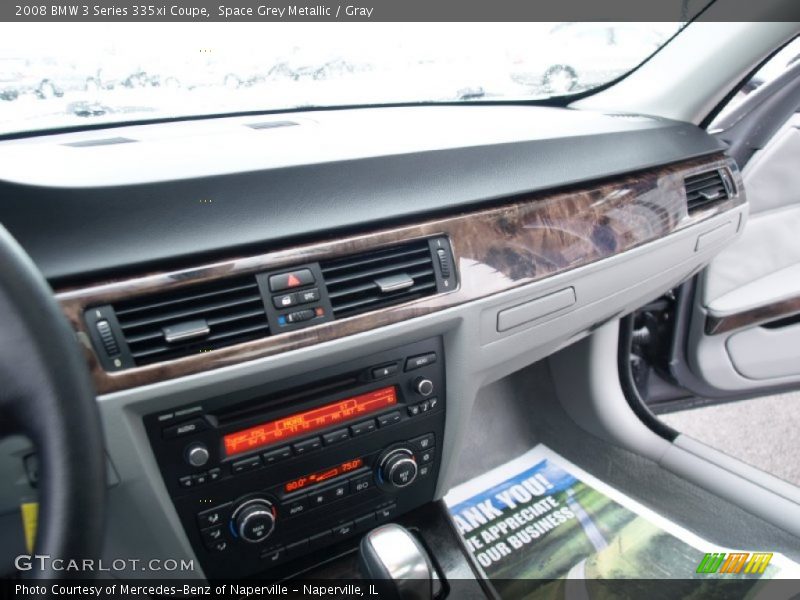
284;458;364;493
223;386;398;457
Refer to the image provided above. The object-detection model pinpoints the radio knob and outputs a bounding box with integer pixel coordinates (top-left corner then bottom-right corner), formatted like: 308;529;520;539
413;377;434;397
185;443;209;468
379;449;418;489
232;499;276;544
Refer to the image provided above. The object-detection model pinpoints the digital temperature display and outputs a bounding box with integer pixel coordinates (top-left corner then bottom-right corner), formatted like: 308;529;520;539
284;458;364;493
223;386;398;457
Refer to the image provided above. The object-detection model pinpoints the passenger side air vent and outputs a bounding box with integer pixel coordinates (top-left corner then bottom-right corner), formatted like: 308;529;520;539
684;168;734;212
112;275;269;366
320;240;442;319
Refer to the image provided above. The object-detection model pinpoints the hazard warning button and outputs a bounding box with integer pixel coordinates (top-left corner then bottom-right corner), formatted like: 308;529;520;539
269;269;315;292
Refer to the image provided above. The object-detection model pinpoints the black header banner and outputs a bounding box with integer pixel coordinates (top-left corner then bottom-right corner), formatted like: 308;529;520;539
3;0;800;22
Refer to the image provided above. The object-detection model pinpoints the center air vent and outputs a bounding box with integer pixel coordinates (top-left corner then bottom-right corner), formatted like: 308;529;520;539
111;275;269;366
320;239;447;320
684;168;734;212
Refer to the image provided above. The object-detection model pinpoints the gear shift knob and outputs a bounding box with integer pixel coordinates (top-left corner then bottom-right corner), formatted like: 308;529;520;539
358;523;434;600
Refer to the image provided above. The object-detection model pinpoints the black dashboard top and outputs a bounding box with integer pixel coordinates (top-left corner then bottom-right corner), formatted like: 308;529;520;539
0;105;724;282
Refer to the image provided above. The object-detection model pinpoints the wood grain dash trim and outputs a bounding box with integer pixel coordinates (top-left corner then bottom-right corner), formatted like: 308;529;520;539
57;153;743;394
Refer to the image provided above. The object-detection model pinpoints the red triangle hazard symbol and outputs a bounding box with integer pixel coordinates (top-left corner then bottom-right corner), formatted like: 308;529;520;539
287;274;302;287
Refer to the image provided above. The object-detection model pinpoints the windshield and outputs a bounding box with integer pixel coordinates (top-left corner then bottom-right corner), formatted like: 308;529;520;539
0;22;683;136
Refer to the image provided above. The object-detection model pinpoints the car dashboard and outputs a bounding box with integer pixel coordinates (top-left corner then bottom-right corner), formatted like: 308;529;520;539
0;105;747;580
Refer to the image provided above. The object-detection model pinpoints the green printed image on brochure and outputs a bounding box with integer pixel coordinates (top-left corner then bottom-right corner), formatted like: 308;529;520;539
444;445;800;599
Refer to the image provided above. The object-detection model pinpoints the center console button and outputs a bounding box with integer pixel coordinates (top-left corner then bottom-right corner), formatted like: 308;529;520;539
297;288;320;304
322;429;349;445
350;419;377;436
354;512;377;531
262;446;292;465
231;455;262;474
371;363;399;379
200;525;227;548
410;433;435;453
269;269;314;292
376;503;397;521
284;495;308;518
272;292;298;309
333;521;355;539
418;449;435;465
197;503;232;528
292;437;322;456
404;352;437;371
377;411;402;427
351;473;373;493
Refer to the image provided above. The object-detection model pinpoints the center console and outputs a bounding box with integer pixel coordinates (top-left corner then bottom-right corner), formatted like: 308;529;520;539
145;338;446;579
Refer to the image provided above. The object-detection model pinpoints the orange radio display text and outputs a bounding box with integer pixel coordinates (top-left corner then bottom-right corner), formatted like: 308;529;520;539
223;386;398;457
284;458;364;493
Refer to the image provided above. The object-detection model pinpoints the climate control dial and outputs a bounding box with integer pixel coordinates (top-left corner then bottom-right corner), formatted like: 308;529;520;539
231;498;276;544
378;448;418;490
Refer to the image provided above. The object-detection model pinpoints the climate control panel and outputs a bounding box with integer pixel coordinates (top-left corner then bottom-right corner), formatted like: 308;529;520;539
145;337;445;579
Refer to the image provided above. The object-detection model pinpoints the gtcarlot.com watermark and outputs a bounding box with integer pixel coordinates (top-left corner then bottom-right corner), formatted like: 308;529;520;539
14;554;195;573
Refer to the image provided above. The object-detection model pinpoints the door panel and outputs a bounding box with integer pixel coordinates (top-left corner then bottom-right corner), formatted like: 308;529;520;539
689;114;800;392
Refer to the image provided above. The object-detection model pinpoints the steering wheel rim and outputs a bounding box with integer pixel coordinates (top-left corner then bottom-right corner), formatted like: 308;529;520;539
0;224;105;579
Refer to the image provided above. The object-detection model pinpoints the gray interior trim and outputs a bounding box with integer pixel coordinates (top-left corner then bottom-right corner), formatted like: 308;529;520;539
551;320;800;538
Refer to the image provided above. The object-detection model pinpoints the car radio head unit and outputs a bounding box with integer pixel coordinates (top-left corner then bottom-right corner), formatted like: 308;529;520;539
144;337;445;579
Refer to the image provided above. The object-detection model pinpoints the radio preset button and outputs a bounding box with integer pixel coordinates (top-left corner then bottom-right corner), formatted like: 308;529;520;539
263;446;292;465
231;455;262;474
192;472;209;486
377;411;402;428
350;419;377;437
208;467;222;481
322;429;349;445
292;437;322;456
407;404;420;417
178;475;193;488
405;352;437;371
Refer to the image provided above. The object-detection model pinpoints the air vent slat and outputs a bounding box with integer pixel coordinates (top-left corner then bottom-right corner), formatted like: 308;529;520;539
114;281;259;317
330;281;437;316
321;245;430;275
684;169;731;213
321;240;439;319
324;256;433;287
118;294;263;331
328;267;436;300
110;274;269;366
